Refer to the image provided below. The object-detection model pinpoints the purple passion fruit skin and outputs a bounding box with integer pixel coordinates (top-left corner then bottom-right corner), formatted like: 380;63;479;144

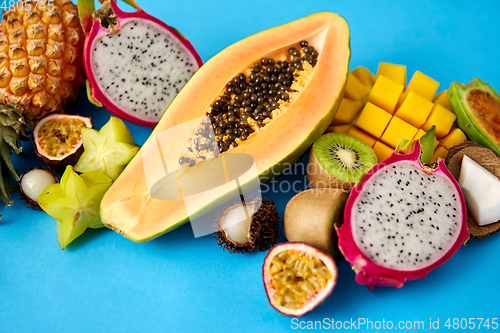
262;242;338;317
74;116;139;180
33;114;93;171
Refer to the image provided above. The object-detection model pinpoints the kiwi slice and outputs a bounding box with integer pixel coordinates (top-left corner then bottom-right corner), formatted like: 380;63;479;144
308;133;377;188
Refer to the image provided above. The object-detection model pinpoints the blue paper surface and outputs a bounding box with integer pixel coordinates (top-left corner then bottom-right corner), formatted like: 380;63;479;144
1;0;500;332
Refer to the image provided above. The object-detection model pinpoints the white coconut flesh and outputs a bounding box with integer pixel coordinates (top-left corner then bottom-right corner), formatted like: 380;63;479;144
459;155;500;226
91;18;200;123
351;161;463;271
22;169;57;202
223;204;255;245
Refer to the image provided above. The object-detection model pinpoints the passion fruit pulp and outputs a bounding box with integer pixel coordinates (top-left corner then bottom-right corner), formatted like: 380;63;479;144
34;114;93;170
262;242;338;317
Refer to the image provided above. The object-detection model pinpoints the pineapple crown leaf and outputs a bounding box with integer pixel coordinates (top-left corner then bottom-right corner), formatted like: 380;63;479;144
1;126;22;154
0;143;19;181
0;162;14;206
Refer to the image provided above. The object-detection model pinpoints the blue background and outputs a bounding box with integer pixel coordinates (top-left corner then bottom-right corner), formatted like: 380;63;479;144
1;0;500;332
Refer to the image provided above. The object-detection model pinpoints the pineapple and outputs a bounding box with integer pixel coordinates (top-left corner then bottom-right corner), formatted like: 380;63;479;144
0;0;86;122
0;0;85;206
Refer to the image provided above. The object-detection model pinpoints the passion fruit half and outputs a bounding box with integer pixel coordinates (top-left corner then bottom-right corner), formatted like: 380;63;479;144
262;242;338;317
34;114;93;170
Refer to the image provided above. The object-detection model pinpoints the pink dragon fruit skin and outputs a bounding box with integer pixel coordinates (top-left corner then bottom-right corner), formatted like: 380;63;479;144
83;0;203;128
337;142;470;289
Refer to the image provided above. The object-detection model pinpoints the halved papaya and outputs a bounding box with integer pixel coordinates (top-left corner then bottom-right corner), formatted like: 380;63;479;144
100;12;351;242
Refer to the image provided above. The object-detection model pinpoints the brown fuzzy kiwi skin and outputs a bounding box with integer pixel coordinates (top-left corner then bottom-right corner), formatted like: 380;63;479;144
284;188;348;260
19;168;59;211
306;148;355;192
214;198;280;254
445;141;500;239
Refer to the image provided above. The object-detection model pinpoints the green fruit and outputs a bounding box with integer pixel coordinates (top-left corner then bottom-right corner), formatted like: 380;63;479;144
38;166;113;250
307;133;377;191
74;117;139;180
449;78;500;155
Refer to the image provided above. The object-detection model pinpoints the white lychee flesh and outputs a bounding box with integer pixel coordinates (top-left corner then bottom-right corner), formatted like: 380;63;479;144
223;204;253;245
22;169;57;202
459;155;500;226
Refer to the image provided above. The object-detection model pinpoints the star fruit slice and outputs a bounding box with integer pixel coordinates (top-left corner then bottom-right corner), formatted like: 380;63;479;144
74;117;139;180
38;166;113;250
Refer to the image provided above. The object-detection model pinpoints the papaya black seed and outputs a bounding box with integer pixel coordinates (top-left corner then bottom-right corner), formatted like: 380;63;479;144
300;40;308;47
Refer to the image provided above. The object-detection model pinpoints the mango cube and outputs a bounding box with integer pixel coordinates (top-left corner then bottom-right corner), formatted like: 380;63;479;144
351;67;376;87
380;116;418;148
347;126;377;147
332;98;363;125
355;102;392;139
368;75;404;114
430;146;449;163
439;128;467;150
433;90;451;110
394;91;434;128
406;71;440;101
373;141;394;162
412;129;426;142
377;63;406;86
327;124;350;134
421;104;457;139
344;72;371;101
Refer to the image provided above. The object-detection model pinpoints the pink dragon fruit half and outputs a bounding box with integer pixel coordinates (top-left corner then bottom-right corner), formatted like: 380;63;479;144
81;0;203;128
337;142;469;289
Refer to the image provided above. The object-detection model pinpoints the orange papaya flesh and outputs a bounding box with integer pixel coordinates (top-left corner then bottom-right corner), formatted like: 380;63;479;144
100;12;350;242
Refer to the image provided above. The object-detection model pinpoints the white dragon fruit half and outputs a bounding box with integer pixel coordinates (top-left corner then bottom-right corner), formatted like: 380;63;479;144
337;142;470;289
81;0;203;127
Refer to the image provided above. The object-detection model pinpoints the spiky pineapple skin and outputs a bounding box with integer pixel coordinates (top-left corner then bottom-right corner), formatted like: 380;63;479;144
0;0;85;122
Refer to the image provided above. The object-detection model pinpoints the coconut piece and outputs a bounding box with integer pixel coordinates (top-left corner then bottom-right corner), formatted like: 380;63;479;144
459;156;500;226
214;198;280;254
445;142;500;239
